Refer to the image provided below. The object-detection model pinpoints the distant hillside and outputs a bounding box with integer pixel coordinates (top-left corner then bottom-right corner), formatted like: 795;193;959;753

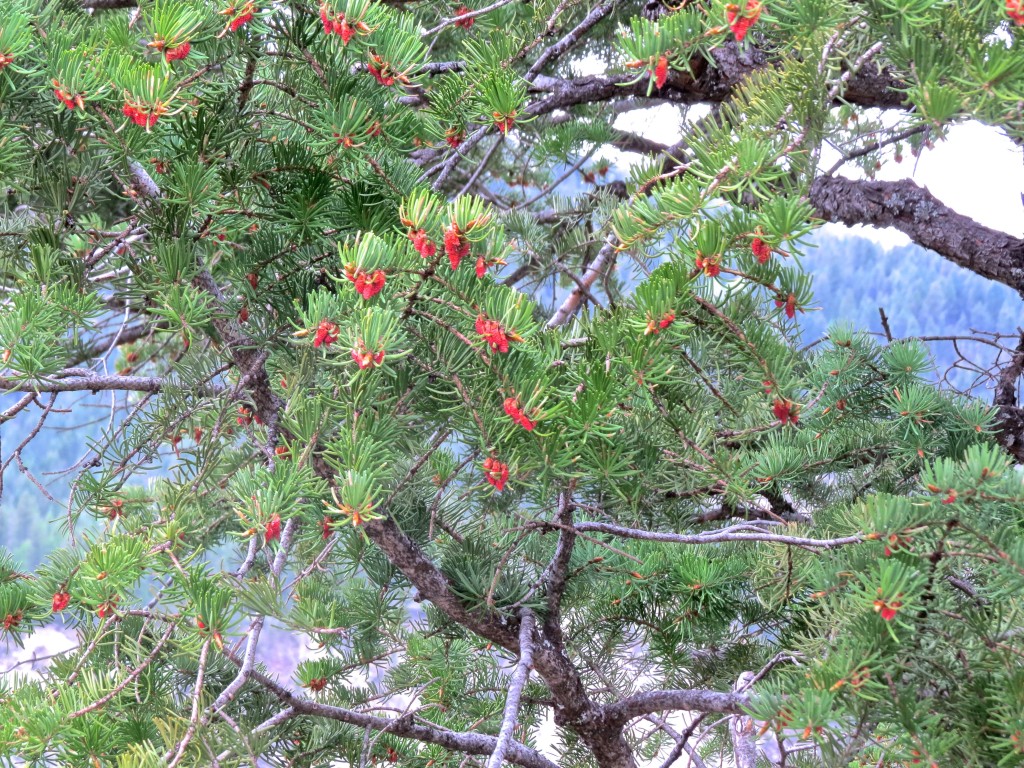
801;233;1021;392
0;394;109;569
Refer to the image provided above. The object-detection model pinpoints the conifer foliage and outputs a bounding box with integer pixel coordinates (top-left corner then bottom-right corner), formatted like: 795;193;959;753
1;0;1024;766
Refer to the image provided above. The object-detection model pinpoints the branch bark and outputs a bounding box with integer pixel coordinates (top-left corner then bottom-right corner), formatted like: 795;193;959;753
729;672;758;768
602;688;748;726
486;610;536;768
993;332;1024;462
527;42;906;120
546;238;619;328
80;0;137;8
539;490;576;642
809;176;1024;296
0;372;167;394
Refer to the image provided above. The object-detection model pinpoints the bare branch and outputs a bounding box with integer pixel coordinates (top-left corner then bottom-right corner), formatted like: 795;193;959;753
574;521;864;550
486;609;537;768
527;2;618;79
208;518;297;719
228;655;561;768
0;372;167;394
421;0;519;36
68;622;177;719
545;238;618;328
603;688;748;726
166;637;212;767
0;393;35;423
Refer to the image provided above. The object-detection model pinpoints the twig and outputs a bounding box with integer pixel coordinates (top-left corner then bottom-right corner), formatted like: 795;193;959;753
421;0;518;36
208;518;297;719
514;148;596;210
526;2;616;79
68;622;176;719
825;124;929;176
878;307;893;343
457;135;505;198
574;521;864;550
0;393;36;423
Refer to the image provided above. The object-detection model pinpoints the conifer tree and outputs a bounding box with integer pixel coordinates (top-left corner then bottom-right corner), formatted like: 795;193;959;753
1;0;1024;766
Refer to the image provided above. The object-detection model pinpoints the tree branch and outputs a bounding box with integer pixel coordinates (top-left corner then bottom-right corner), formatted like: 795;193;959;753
192;269;284;444
546;238;618;328
602;688;747;726
358;512;633;767
527;2;618;79
574;521;864;550
527;42;906;120
0;372;167;394
68;622;177;719
486;610;536;768
209;518;297;719
539;490;576;641
993;332;1024;462
229;654;561;768
730;672;758;768
80;0;137;9
809;176;1024;296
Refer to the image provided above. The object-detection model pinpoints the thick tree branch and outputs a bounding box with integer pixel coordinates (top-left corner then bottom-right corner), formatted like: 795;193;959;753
602;688;747;726
358;512;635;768
362;515;521;648
422;39;905;189
993;332;1024;462
486;610;536;768
540;490;576;642
527;43;906;120
809;176;1024;296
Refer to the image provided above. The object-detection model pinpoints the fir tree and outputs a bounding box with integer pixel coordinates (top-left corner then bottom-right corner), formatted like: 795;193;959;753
1;0;1024;766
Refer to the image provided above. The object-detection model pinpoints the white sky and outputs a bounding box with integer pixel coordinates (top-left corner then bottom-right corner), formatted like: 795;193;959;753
608;104;1024;250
